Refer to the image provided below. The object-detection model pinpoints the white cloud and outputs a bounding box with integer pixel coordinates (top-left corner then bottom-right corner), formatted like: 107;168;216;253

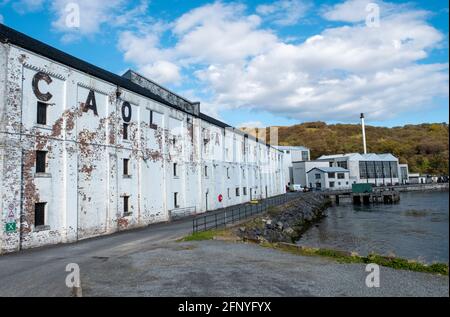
50;0;126;38
140;61;181;85
116;1;448;122
172;2;277;64
238;121;265;128
12;0;45;14
256;0;311;26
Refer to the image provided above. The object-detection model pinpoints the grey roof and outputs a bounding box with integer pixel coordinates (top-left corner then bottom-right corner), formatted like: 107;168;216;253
307;167;349;173
275;146;310;151
317;153;398;161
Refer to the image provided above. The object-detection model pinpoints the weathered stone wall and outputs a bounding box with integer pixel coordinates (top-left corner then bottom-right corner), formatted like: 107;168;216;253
238;193;330;243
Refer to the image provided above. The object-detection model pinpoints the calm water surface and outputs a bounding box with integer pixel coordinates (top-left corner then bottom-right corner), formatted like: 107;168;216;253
297;191;449;263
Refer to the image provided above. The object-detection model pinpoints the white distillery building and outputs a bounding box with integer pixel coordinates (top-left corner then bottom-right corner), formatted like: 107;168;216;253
292;160;330;188
316;153;403;186
0;25;285;254
274;146;310;187
307;167;350;190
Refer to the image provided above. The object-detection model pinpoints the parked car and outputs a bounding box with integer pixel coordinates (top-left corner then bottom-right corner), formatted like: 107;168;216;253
289;184;304;192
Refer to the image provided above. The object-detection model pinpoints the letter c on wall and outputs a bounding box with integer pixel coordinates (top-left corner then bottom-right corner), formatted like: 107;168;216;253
32;72;53;102
122;101;132;122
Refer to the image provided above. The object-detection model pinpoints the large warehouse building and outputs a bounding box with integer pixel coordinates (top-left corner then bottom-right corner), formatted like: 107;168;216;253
0;25;285;254
316;153;402;186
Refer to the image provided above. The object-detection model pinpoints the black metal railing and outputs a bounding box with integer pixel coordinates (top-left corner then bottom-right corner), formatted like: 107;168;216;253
192;192;302;233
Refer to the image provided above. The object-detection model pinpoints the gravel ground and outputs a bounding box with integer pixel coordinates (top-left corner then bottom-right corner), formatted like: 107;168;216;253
80;240;449;297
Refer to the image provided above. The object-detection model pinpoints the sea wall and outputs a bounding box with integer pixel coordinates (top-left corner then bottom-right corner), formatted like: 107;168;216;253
393;183;449;192
238;193;330;243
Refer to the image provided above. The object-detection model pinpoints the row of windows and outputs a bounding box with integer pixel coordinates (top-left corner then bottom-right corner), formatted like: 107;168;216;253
35;101;161;141
359;161;398;179
35;102;280;162
327;172;346;179
329;181;349;188
33;195;132;228
35;151;133;177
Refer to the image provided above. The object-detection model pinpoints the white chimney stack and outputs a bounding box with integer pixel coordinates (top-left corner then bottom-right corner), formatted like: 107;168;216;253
360;113;367;154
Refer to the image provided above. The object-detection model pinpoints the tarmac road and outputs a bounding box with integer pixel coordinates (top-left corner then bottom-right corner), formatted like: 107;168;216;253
0;199;448;297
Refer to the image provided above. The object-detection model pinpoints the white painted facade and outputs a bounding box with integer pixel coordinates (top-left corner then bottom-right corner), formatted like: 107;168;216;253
292;160;330;188
316;153;403;186
307;167;350;190
0;25;285;254
275;146;310;187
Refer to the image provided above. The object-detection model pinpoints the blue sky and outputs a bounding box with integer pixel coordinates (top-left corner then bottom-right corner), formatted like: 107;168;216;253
0;0;448;128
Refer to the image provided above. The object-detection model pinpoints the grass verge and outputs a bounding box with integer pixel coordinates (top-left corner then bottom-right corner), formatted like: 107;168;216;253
264;242;449;275
178;229;448;275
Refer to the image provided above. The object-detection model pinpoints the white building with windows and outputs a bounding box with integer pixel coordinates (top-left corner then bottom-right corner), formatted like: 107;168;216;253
275;146;311;187
292;160;330;188
316;153;403;186
307;167;350;190
0;25;285;254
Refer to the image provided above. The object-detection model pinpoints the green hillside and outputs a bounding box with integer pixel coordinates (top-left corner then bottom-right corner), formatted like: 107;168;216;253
274;122;448;175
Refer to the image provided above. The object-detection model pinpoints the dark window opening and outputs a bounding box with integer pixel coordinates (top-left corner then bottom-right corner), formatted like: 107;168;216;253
36;150;47;173
123;123;129;140
236;188;240;197
123;196;130;214
243;187;247;195
149;110;157;129
35;202;46;227
173;163;178;177
204;166;208;177
37;101;48;125
174;192;179;208
123;158;129;176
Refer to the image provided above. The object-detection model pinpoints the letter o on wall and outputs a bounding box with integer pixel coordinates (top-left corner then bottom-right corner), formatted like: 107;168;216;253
121;101;132;122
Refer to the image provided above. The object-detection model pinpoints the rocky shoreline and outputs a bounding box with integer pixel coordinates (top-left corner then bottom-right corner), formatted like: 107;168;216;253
237;193;331;243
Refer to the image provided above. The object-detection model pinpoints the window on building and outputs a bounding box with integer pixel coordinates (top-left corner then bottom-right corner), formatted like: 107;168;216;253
173;163;178;177
227;167;230;179
315;173;321;180
329;162;333;167
286;151;290;154
359;161;368;179
301;151;309;161
174;192;179;208
243;187;247;196
328;172;336;178
337;173;345;179
123;196;130;215
329;181;335;188
242;169;245;179
123;158;130;176
149;110;157;129
37;101;48;125
346;181;349;185
36;150;47;173
227;188;230;199
204;165;208;177
236;188;240;197
35;202;46;227
123;123;129;140
337;161;348;169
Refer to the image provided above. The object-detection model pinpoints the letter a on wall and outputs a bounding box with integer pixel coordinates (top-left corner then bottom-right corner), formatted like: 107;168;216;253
83;90;98;116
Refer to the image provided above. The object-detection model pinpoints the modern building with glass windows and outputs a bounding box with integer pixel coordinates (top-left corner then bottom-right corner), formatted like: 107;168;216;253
316;153;405;186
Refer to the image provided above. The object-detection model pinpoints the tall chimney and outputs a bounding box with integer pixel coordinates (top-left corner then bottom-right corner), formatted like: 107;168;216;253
360;113;367;154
